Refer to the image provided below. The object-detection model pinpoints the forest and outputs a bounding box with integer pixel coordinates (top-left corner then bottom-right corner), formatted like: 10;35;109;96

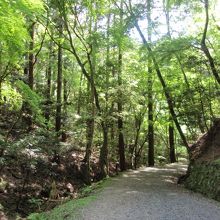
0;0;220;219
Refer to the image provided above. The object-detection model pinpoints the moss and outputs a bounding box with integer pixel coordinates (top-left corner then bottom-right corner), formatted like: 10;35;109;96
185;163;220;201
28;195;96;220
212;159;220;165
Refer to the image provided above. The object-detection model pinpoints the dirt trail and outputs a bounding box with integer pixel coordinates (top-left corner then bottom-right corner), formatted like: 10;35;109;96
77;163;220;220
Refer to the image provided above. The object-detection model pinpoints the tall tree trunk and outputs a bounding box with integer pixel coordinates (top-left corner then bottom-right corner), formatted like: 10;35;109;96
99;12;111;178
25;22;35;129
45;42;53;126
55;23;63;133
117;0;126;171
83;81;95;185
83;14;97;184
163;0;176;163
147;0;154;167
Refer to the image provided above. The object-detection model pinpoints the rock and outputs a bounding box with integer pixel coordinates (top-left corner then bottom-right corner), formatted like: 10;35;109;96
66;183;74;193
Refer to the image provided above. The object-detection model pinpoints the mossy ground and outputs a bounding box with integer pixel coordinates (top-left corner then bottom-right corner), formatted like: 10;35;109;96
27;177;112;220
185;161;220;201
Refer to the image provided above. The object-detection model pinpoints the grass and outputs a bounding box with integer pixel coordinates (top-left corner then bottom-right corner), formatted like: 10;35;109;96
27;178;112;220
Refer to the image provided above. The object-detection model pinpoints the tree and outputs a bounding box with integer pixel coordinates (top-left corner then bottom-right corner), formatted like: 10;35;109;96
55;21;63;133
117;0;126;171
147;0;155;167
125;0;189;152
201;0;220;86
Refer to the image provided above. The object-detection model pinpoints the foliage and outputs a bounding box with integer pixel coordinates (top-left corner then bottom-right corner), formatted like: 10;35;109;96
0;82;22;110
16;80;45;125
4;128;57;157
0;0;43;63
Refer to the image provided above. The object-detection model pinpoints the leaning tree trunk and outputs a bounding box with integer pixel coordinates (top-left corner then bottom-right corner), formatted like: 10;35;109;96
164;0;208;134
134;18;189;151
201;0;220;86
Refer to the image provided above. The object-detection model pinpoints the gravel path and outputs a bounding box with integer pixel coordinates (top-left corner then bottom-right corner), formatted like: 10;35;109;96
77;163;220;220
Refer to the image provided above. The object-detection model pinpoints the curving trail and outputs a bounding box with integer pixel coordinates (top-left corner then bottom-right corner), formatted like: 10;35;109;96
77;163;220;220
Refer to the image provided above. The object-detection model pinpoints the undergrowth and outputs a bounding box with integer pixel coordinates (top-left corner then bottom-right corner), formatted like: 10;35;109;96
27;178;111;220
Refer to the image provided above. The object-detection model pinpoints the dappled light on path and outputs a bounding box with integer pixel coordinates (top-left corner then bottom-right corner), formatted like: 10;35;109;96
78;163;220;220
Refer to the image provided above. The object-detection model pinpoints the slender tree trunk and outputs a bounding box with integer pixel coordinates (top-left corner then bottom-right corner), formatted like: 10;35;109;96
163;0;177;162
132;117;141;169
0;49;2;100
77;73;83;115
99;12;111;178
62;77;68;141
25;22;35;129
117;55;126;171
55;23;63;133
169;119;176;163
28;22;35;90
83;15;97;184
147;0;154;167
63;78;68;117
99;123;109;178
45;42;53;126
117;0;126;171
84;81;95;185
